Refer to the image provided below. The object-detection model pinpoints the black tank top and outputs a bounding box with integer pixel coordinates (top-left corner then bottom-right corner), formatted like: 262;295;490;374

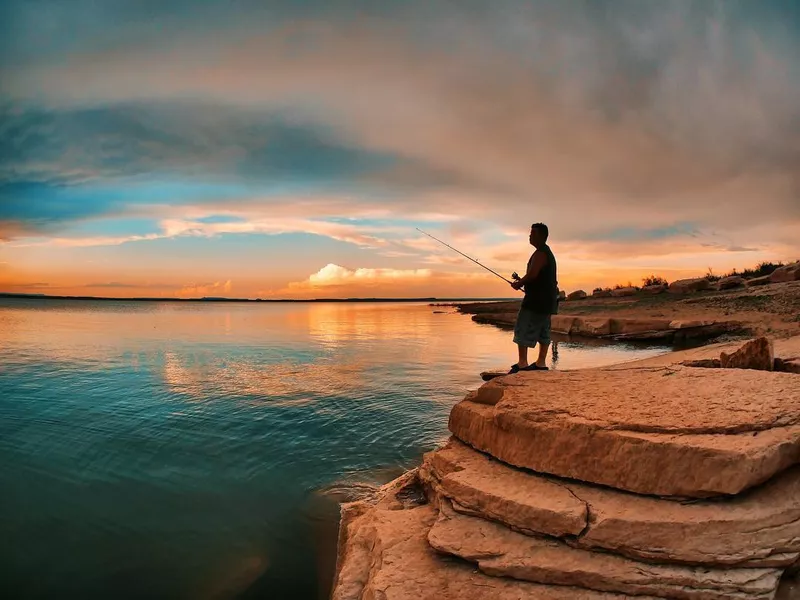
522;244;558;314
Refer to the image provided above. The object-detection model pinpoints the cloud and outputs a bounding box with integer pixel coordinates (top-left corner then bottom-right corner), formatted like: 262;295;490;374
262;263;433;297
1;0;799;277
177;280;232;298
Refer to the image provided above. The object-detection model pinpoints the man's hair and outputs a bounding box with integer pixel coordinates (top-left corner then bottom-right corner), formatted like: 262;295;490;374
531;222;549;241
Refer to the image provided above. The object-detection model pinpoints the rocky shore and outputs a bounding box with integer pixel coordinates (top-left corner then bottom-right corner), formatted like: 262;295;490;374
330;334;800;599
456;277;800;342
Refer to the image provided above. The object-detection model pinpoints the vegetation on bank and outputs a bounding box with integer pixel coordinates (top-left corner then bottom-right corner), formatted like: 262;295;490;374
605;261;795;292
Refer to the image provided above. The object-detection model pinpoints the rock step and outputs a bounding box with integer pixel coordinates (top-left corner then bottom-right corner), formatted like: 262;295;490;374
449;366;800;497
429;499;782;600
332;473;654;600
419;438;800;567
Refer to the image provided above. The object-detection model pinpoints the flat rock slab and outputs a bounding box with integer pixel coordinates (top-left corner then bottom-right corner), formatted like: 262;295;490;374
429;499;781;600
331;476;649;600
420;439;800;567
449;366;800;496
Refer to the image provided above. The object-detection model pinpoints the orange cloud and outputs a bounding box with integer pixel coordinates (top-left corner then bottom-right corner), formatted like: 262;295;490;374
177;280;232;298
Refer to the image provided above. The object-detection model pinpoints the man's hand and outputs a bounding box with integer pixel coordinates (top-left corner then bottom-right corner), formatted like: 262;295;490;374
511;280;524;290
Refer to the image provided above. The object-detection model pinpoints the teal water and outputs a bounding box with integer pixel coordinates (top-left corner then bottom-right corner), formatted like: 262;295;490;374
0;299;671;599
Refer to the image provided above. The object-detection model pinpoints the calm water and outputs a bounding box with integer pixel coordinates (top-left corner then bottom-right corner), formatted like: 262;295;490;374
0;299;671;600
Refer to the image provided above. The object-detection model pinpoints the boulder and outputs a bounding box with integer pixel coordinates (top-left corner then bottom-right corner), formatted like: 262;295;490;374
771;262;800;283
719;276;747;290
448;367;800;497
720;337;774;371
669;277;712;294
567;290;587;300
610;286;638;297
429;499;782;600
747;275;773;287
420;439;800;567
782;359;800;375
592;289;612;298
573;317;612;336
642;284;667;294
332;474;638;600
609;318;672;336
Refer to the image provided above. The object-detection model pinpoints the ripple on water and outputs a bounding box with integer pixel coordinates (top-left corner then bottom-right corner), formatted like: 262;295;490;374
0;299;673;599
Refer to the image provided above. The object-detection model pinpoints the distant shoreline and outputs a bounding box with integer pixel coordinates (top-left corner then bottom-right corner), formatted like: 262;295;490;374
0;292;518;304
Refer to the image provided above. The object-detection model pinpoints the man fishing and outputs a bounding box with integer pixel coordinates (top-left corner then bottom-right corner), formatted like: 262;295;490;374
508;223;558;373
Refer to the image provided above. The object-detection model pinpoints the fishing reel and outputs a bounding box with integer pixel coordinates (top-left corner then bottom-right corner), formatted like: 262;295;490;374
511;272;521;281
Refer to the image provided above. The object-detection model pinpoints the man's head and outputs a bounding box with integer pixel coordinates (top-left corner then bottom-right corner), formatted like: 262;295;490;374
529;223;549;248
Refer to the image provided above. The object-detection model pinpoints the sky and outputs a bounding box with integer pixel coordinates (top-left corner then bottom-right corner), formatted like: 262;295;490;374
1;0;799;299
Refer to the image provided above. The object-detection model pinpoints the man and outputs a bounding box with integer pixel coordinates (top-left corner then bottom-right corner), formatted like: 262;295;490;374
509;223;558;373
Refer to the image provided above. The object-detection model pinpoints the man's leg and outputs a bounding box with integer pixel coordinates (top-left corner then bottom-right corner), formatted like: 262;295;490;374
517;344;529;369
536;314;552;367
535;341;549;367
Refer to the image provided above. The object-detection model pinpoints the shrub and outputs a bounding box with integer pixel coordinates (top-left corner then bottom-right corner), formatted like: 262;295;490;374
642;275;668;287
705;267;720;282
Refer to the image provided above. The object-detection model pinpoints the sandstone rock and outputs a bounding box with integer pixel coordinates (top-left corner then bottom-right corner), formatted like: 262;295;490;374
429;499;781;600
771;262;800;284
573;317;612;336
421;438;800;567
747;275;773;287
720;337;774;371
332;476;640;600
551;315;580;334
419;439;586;538
609;318;672;336
781;359;800;374
642;284;667;294
449;367;800;497
669;277;712;294
567;290;587;300
682;358;721;368
610;286;638;297
719;276;747;290
592;289;612;297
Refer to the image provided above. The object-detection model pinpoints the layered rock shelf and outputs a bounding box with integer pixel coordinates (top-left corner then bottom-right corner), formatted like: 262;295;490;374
468;313;743;342
332;337;800;600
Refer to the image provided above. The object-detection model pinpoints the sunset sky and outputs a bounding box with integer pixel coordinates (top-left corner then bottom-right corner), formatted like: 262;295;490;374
1;0;799;299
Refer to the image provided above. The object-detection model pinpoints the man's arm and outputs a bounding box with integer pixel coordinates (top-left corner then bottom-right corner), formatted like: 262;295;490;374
518;251;547;286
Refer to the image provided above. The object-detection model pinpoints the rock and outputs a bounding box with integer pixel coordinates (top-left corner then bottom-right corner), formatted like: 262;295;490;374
419;439;587;538
720;337;774;371
780;359;800;374
332;474;638;600
610;286;638;297
609;318;672;336
573;317;612;336
682;358;721;368
747;275;773;287
567;290;587;300
771;262;800;283
642;284;667;294
429;499;782;600
421;438;800;567
592;289;612;297
448;367;800;497
719;276;747;290
669;277;712;294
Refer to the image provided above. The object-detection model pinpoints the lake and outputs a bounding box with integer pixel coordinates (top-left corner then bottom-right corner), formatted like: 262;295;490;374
0;299;672;599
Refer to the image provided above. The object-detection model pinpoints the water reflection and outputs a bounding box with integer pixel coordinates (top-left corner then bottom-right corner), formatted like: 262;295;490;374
0;298;673;600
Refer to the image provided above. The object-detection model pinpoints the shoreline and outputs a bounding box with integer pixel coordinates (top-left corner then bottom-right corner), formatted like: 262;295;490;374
329;280;800;599
452;279;800;342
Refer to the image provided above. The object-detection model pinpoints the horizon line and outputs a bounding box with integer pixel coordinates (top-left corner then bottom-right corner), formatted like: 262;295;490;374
0;292;519;303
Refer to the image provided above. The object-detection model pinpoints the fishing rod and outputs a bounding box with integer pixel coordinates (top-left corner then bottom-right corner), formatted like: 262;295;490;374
415;228;515;285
